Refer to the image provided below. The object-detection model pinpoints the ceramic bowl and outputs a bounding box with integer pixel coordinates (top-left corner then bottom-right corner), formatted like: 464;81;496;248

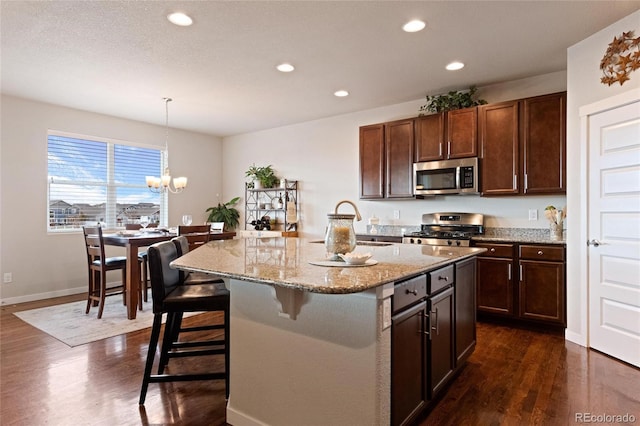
337;252;372;265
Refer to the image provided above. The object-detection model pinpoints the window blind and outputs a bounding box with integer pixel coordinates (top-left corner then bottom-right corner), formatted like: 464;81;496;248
47;132;163;231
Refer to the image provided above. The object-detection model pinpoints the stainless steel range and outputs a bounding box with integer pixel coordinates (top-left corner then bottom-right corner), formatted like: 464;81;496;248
403;212;484;246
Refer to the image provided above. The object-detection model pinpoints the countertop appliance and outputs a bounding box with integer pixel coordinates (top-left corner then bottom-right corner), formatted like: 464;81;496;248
403;212;484;246
413;157;479;196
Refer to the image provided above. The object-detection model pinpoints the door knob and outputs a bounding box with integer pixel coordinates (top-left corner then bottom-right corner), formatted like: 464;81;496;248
587;239;601;247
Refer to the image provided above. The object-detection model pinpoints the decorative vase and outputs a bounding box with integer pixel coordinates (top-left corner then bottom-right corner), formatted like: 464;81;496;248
550;222;563;240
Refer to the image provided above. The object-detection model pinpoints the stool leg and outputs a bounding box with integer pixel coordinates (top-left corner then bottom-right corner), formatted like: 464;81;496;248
139;313;163;405
142;257;149;302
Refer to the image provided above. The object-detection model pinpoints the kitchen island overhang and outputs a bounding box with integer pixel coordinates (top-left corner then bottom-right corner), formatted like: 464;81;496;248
170;238;485;426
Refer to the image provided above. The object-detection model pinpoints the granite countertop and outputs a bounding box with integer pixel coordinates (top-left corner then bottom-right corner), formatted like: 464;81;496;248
171;237;485;294
472;227;566;245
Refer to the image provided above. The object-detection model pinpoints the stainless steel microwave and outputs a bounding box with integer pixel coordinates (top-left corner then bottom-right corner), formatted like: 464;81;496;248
413;157;479;196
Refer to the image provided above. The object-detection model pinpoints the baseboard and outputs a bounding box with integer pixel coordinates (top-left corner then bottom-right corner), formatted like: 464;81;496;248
565;329;587;347
0;286;86;306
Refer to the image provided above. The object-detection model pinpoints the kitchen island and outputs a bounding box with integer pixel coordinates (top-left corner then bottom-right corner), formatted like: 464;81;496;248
171;237;485;426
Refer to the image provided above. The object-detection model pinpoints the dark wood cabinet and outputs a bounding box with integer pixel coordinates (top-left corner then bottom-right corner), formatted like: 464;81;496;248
447;107;478;159
391;301;428;426
359;119;414;199
415;107;477;162
518;245;566;325
479;101;519;195
455;258;476;365
415;113;444;162
475;243;515;315
522;92;566;194
479;92;566;196
391;260;476;425
473;241;566;327
359;124;385;199
428;286;454;398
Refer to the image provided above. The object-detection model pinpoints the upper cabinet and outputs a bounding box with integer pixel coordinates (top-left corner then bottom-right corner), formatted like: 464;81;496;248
360;119;414;199
521;92;566;194
415;107;477;162
480;92;566;196
479;100;520;195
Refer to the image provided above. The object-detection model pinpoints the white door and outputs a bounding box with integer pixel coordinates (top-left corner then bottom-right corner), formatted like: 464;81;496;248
587;94;640;368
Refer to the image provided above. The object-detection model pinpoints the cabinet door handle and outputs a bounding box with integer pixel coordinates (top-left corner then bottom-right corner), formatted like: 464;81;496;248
406;288;418;296
520;264;523;280
490;247;496;253
438;275;448;281
513;174;518;190
525;174;528;190
418;312;430;336
508;264;512;280
431;309;439;337
537;250;544;256
447;141;451;158
439;142;442;158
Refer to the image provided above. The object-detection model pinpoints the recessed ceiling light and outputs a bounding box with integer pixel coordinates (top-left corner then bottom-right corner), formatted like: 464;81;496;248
403;20;426;33
276;63;295;73
334;90;349;97
446;61;465;71
167;12;193;27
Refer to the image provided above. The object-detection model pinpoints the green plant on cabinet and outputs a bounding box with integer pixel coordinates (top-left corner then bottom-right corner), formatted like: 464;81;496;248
419;85;487;114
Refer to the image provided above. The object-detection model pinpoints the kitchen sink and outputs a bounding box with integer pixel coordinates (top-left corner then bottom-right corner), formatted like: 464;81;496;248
309;240;393;247
356;241;393;246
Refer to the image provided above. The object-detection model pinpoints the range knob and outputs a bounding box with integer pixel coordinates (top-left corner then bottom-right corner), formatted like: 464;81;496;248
447;240;453;246
416;239;422;245
456;240;461;246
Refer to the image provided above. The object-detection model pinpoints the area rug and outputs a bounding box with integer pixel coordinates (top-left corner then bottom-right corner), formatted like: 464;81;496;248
13;296;200;347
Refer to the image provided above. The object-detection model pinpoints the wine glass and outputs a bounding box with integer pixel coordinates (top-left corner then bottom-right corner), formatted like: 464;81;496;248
182;214;193;226
139;216;150;230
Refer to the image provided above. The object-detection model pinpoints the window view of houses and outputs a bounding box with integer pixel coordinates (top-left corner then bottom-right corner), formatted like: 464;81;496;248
49;201;160;229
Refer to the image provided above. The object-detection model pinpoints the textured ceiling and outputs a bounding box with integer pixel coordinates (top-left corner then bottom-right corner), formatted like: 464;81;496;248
2;1;639;137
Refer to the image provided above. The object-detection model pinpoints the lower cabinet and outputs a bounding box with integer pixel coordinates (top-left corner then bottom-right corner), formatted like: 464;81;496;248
473;241;566;327
428;287;454;398
391;260;476;426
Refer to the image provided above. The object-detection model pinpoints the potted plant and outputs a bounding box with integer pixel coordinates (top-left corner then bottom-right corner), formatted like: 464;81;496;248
245;164;279;189
206;196;241;231
419;85;487;115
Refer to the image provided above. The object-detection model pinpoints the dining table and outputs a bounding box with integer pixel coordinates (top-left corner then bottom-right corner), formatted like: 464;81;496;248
103;230;236;319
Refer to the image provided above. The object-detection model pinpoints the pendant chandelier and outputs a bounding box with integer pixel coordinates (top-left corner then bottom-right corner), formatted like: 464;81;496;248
146;97;187;193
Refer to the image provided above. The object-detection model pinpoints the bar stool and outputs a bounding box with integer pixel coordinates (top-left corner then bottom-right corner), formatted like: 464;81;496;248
139;240;229;405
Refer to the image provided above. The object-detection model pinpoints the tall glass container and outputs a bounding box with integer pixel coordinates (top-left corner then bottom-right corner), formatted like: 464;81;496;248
325;200;362;261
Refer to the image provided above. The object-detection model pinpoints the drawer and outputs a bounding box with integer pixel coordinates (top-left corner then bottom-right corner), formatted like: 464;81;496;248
474;243;515;259
519;245;565;262
393;274;427;313
429;264;454;294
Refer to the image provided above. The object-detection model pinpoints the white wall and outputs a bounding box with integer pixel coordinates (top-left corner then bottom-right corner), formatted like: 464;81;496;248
565;10;640;345
223;71;567;239
0;95;223;303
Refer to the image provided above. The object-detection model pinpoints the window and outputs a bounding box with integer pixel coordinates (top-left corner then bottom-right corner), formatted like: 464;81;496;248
47;131;164;231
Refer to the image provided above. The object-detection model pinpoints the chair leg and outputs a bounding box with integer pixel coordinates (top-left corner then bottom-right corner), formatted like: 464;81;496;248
137;261;144;311
139;313;163;405
142;258;149;302
97;270;107;319
85;269;95;314
158;312;182;374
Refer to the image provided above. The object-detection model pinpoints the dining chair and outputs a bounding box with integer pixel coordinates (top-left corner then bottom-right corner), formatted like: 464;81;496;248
82;226;143;318
177;224;211;252
139;240;229;405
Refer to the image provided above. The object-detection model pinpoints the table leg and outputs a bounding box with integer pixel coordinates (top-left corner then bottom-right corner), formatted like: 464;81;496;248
125;244;140;319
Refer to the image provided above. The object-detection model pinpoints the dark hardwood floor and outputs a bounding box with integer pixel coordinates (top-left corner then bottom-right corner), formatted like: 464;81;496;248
1;294;638;425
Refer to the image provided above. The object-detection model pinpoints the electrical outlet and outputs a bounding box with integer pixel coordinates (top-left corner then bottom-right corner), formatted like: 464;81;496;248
3;273;12;283
382;298;392;329
528;209;538;221
393;210;400;220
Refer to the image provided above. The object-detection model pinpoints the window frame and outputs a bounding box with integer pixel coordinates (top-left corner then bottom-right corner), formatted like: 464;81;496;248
47;130;167;233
